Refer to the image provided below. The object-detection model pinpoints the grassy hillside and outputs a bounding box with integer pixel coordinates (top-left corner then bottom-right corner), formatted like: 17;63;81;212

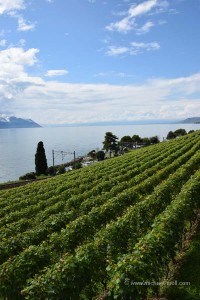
1;131;200;299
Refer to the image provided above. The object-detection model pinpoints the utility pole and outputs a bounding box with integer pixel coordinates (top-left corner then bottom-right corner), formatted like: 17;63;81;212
52;150;76;171
52;150;55;169
73;151;76;169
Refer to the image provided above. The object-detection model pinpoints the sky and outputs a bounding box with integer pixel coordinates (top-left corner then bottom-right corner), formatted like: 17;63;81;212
0;0;200;125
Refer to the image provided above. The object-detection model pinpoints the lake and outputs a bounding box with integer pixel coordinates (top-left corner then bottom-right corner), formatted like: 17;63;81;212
0;123;200;183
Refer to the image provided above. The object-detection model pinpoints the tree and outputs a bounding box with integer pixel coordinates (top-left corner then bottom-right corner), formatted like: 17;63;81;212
150;136;160;144
188;130;195;134
19;172;36;180
132;134;142;143
57;165;65;174
47;166;55;176
73;162;82;169
142;137;151;146
119;135;133;148
96;150;105;161
102;132;119;152
166;131;176;140
87;150;96;160
35;141;48;175
174;128;187;137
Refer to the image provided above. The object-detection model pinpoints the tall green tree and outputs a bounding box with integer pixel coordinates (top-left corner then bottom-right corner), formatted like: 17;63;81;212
102;132;119;152
166;131;176;140
96;150;105;161
132;134;142;143
142;137;151;146
174;128;187;137
35;141;48;175
149;136;160;144
119;135;133;148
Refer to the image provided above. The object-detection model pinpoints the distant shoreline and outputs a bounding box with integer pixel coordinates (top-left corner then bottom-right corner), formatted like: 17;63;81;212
42;120;179;127
41;118;200;127
1;117;200;129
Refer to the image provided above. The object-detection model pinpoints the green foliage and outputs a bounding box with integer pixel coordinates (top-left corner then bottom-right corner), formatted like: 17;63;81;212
57;165;65;174
167;130;176;140
142;137;151;146
47;166;55;176
103;132;119;152
0;130;200;299
188;130;195;134
35;141;48;175
164;221;200;299
150;135;160;144
107;172;200;299
119;135;133;148
167;128;187;140
174;128;187;137
96;150;105;161
74;162;82;169
132;134;142;143
19;172;36;180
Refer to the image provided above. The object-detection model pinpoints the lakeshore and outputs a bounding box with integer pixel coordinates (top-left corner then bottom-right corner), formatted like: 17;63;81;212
1;123;200;183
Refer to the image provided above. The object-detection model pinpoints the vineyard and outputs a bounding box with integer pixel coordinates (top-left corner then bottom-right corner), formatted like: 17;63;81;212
1;131;200;299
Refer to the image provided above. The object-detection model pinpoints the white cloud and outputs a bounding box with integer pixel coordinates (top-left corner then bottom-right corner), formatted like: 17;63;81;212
106;16;135;33
129;0;158;17
0;0;25;14
136;21;154;35
0;47;43;115
149;0;170;15
0;47;199;125
0;47;39;68
106;0;169;33
20;73;200;124
106;46;129;56
94;71;135;78
17;15;36;31
0;47;41;103
1;57;200;124
5;10;36;33
0;2;36;33
131;41;160;52
45;70;69;77
106;42;160;56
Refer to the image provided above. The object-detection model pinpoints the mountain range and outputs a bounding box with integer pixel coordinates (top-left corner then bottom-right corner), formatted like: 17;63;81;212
0;115;41;129
0;115;200;129
178;117;200;124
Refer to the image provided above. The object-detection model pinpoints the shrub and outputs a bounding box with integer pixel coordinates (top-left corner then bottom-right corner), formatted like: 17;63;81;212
57;165;66;174
96;151;105;161
19;172;36;180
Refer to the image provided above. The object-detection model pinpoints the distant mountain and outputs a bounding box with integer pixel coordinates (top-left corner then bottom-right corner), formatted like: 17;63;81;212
0;115;41;129
179;117;200;124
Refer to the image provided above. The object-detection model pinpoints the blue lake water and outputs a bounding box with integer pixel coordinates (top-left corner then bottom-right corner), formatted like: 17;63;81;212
0;123;200;183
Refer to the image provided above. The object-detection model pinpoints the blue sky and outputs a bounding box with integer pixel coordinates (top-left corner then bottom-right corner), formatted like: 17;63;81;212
0;0;200;124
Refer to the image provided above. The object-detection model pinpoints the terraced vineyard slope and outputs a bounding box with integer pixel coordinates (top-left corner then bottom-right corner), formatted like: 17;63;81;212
1;131;200;300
